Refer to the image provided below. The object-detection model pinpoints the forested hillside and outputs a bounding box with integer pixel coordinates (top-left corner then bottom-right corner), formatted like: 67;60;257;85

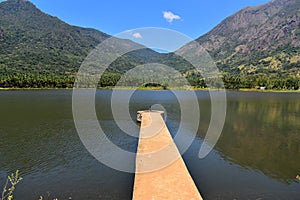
0;0;299;90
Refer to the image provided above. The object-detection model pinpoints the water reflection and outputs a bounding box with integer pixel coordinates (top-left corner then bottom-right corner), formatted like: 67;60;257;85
198;92;300;182
0;90;299;199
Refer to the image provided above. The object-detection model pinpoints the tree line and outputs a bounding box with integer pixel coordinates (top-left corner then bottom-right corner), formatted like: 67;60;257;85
0;73;299;91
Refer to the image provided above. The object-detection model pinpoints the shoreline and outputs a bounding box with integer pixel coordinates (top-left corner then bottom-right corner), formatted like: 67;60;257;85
0;87;299;93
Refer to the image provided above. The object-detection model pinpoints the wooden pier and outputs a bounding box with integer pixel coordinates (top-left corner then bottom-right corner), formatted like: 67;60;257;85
133;110;203;200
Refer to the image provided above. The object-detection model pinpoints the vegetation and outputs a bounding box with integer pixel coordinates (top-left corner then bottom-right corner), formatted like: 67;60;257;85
1;170;22;200
1;71;299;91
0;170;61;200
0;0;299;91
222;75;300;90
196;0;300;77
0;0;109;80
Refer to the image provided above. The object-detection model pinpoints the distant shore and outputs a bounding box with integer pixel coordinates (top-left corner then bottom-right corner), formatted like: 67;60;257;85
1;87;300;93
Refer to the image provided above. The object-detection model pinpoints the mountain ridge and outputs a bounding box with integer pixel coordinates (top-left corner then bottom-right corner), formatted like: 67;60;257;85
0;0;110;76
196;0;300;76
0;0;299;89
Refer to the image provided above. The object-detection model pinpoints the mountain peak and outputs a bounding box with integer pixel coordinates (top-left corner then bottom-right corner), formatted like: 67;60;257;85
0;0;110;78
2;0;32;5
5;0;30;3
0;0;37;12
196;0;300;76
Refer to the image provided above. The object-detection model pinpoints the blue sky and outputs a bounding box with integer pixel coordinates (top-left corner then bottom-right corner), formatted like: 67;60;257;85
10;0;269;39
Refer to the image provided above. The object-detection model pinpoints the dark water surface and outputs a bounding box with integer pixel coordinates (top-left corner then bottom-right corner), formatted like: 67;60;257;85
0;90;299;199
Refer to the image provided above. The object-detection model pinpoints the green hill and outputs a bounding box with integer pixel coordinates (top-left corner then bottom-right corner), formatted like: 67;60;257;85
0;0;299;90
0;0;167;87
0;0;109;76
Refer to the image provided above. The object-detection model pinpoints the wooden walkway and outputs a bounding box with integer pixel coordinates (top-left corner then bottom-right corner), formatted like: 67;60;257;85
133;110;203;200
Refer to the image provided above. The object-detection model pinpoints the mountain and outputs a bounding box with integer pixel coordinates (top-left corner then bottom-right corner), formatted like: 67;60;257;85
196;0;300;77
0;0;197;88
0;0;298;89
0;0;164;76
0;0;112;77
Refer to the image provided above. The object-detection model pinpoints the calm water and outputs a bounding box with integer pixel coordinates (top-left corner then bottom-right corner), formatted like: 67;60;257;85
0;90;299;199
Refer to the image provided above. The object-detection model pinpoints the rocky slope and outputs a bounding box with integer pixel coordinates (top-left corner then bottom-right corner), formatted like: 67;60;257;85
196;0;300;77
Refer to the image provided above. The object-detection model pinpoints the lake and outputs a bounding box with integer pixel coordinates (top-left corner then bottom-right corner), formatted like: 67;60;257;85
0;90;299;199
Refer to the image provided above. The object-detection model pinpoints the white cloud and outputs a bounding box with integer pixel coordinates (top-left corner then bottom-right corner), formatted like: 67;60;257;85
163;11;181;23
132;32;142;39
